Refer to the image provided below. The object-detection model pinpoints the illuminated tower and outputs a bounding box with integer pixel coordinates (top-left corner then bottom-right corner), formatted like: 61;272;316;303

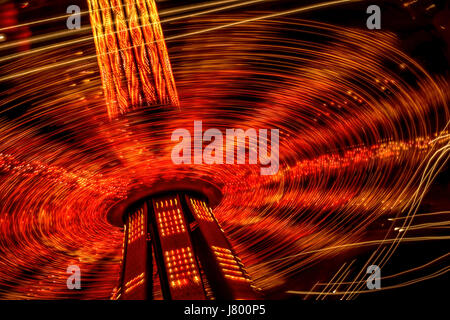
107;182;257;300
87;0;257;299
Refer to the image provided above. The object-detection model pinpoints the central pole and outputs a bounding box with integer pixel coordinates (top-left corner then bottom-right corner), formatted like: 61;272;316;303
87;0;179;119
88;0;258;299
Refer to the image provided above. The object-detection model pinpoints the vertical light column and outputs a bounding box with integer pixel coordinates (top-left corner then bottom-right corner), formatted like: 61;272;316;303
87;0;180;119
151;195;206;300
121;204;150;299
186;195;257;299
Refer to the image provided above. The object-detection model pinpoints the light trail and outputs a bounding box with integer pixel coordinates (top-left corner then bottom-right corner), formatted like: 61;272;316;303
0;0;272;63
0;0;363;81
0;0;245;32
